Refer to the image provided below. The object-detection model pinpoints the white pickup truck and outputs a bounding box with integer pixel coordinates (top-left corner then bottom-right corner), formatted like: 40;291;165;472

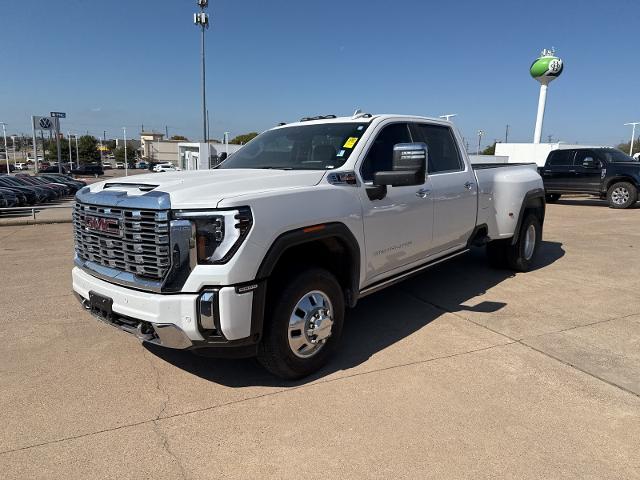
72;114;545;378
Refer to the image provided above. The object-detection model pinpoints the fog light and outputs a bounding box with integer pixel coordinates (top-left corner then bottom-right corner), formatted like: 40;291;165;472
198;290;218;332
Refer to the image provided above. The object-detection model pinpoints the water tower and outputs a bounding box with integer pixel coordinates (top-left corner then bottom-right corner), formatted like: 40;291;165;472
530;48;564;143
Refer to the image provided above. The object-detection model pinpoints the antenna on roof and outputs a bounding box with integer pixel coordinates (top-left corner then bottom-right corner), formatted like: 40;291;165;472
352;108;362;118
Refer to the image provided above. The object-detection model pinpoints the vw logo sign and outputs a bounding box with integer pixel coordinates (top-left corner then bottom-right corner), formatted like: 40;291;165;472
39;118;52;129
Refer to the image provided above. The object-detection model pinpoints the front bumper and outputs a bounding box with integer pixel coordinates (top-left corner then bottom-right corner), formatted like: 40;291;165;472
72;267;263;352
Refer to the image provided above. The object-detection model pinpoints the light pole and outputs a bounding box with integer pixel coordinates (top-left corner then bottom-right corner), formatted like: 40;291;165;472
224;131;230;155
439;114;458;122
123;127;128;176
75;135;79;166
0;122;9;174
477;130;484;155
10;136;17;163
68;132;73;169
624;122;640;156
194;0;210;143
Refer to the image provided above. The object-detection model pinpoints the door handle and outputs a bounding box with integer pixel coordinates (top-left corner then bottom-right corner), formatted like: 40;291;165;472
464;181;473;190
416;188;431;198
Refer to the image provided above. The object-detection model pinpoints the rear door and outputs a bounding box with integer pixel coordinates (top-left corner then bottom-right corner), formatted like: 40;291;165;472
541;150;576;191
411;123;477;253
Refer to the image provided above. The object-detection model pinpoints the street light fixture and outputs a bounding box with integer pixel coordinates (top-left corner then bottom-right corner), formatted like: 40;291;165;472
477;130;485;155
439;114;458;122
194;0;210;143
624;122;640;156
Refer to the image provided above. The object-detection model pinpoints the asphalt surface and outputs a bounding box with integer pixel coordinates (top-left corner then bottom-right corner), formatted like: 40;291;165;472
0;199;639;479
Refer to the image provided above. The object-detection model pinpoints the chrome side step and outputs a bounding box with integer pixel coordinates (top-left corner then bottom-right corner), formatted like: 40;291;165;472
359;249;469;298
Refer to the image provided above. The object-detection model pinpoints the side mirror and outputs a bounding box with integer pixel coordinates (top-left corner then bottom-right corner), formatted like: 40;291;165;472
582;157;596;168
373;143;427;187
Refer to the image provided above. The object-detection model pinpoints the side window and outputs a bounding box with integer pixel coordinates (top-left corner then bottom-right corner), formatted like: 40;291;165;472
412;124;463;174
547;150;574;166
574;150;603;168
361;123;412;182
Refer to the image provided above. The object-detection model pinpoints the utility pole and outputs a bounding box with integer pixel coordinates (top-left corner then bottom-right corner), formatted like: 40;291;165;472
476;130;484;155
165;125;169;139
505;124;510;143
624;122;640;156
224;131;230;155
0;122;9;174
75;135;79;166
194;0;210;143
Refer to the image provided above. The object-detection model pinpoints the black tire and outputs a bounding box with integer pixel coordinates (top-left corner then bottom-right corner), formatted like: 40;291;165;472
606;182;637;209
545;193;561;203
486;214;541;272
257;268;344;379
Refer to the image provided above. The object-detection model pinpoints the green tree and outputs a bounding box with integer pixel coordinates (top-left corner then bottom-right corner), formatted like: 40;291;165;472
616;140;640;156
113;146;136;163
170;135;188;141
77;135;100;164
230;132;258;145
481;142;497;155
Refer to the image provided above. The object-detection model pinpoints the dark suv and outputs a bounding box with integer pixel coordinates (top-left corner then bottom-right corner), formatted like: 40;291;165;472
540;148;640;209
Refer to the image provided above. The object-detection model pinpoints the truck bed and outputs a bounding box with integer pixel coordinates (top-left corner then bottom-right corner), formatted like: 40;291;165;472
472;162;537;170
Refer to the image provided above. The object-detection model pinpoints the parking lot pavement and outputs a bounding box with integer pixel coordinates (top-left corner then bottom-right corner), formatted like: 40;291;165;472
0;200;639;479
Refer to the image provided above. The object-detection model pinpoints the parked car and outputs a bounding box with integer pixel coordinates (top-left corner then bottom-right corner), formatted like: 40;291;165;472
539;147;640;209
0;187;19;207
0;177;43;204
115;162;125;169
72;113;546;379
40;165;70;174
136;161;149;170
102;162;112;169
15;174;68;197
71;165;104;177
152;163;180;172
14;163;28;171
39;174;86;193
0;175;56;201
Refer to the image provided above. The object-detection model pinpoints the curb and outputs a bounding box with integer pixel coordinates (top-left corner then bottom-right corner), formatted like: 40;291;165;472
0;219;73;227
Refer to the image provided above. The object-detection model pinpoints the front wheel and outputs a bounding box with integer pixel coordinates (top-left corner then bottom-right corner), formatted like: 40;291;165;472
486;214;541;272
257;268;345;379
607;182;637;209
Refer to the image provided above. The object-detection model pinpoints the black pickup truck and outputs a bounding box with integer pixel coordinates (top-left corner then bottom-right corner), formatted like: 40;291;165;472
539;147;640;209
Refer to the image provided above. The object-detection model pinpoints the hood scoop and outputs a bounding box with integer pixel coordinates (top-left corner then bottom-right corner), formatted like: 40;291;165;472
103;183;159;192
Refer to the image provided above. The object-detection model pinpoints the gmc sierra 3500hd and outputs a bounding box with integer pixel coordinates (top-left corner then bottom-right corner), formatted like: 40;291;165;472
72;113;546;379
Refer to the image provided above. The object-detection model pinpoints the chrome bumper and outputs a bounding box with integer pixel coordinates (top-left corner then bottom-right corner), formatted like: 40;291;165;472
75;293;193;349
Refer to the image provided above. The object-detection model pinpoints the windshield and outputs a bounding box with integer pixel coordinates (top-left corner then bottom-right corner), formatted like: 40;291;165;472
219;122;371;170
599;149;638;163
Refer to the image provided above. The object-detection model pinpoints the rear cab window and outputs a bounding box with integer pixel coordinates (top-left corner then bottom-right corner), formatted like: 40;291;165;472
547;150;575;166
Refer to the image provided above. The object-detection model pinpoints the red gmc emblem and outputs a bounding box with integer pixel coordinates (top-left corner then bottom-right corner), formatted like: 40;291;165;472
85;215;121;236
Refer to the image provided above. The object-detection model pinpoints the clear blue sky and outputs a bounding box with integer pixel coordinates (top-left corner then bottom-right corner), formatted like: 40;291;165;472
1;0;639;148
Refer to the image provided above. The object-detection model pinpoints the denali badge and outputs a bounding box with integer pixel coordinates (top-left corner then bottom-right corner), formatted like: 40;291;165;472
85;216;121;236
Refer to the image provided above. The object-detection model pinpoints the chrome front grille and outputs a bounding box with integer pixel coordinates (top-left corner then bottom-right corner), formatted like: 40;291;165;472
73;202;172;279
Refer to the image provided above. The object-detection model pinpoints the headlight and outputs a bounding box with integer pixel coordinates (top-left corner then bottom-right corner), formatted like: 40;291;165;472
173;208;252;264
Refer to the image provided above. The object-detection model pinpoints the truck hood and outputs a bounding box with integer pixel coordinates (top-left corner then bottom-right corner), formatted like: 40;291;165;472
85;169;327;208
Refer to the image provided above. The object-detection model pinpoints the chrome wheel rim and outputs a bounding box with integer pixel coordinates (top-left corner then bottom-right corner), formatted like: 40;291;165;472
288;290;334;359
611;187;629;205
523;224;536;261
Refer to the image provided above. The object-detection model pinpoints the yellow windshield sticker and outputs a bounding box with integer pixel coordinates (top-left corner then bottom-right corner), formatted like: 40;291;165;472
343;137;359;149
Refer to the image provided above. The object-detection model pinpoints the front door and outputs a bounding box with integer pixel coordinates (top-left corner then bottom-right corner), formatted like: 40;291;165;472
573;149;603;193
358;122;434;282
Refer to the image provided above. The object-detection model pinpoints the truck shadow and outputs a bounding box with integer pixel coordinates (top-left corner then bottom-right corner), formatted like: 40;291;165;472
145;241;565;387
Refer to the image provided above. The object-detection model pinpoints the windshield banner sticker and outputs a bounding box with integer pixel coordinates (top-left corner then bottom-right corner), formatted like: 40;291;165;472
343;137;359;149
